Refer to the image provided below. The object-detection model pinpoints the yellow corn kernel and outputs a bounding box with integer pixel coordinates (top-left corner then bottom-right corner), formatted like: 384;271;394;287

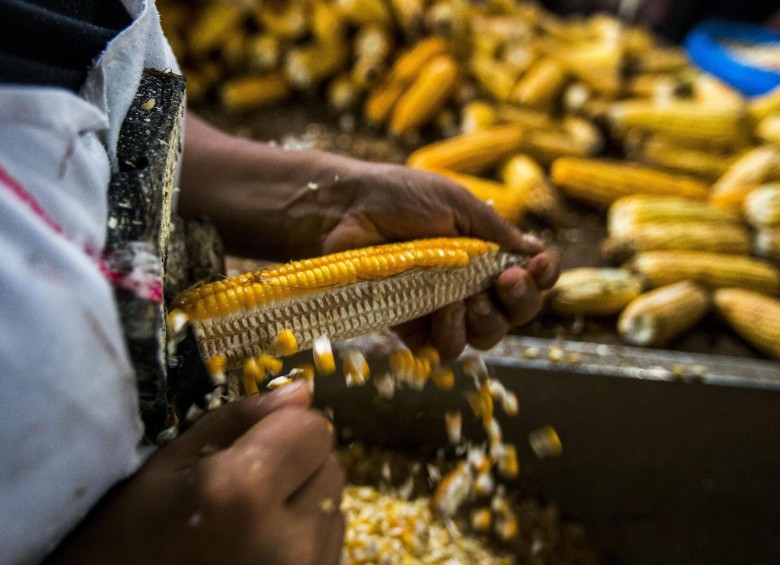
508;57;567;109
267;375;294;389
714;288;780;360
431;461;472;518
312;335;336;376
426;169;526;224
221;74;291;113
628;251;780;295
467;55;518;102
257;353;283;376
205;354;227;387
618;281;710;347
341;348;370;387
551;157;710;207
390;349;414;383
602;222;752;262
273;328;298;357
444;410;462;444
528;425;563;458
496;443;519;479
406;124;525;175
711;147;780;212
743;184;780;228
610;100;751;147
389;54;458;136
460;100;497;134
470;508;492;532
755;228;780;262
494;511;520;542
500;154;564;222
431;366;455;390
242;357;263;396
548;267;644;315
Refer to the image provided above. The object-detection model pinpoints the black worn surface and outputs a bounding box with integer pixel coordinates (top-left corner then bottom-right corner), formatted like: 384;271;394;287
106;69;186;440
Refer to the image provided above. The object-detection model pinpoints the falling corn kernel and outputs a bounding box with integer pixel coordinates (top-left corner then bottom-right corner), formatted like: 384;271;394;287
445;410;462;445
431;366;455;390
273;328;298;357
496;444;520;479
267;375;294;389
431;461;472;518
205;355;227;387
494;512;520;542
313;335;336;375
471;508;493;533
389;348;414;384
467;446;491;474
374;372;396;399
341;348;370;387
257;354;283;376
474;471;495;497
416;346;440;367
410;357;431;389
462;353;489;381
500;390;519;416
242;357;263;396
529;425;563;458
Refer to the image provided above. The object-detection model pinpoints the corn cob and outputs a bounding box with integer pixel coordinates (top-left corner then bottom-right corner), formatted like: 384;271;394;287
609;100;751;147
538;38;623;96
245;34;281;73
692;74;746;108
547;268;644;315
749;84;780;122
467;55;518;102
500;154;564;222
336;0;393;27
256;1;308;40
424;0;470;41
406;124;525;174
284;41;348;89
627;46;690;73
188;2;246;56
607;195;741;237
424;169;527;223
364;36;450;125
220;73;292;113
508;57;567;109
754;228;780;262
551;157;710;207
494;104;558;130
756;113;780;145
624;73;682;99
170;238;527;370
459;100;497;133
628;251;780;295
617;281;710;347
602;222;751;262
743;184;780;228
714;288;780;359
389;54;459;136
625;135;738;180
710;146;780;212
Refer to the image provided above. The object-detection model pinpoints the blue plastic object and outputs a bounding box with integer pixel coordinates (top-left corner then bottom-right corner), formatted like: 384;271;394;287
684;19;780;97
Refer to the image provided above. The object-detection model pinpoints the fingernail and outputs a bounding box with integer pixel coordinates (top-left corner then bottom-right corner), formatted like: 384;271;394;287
510;277;528;301
472;295;491;316
522;233;544;250
540;255;559;285
269;379;306;397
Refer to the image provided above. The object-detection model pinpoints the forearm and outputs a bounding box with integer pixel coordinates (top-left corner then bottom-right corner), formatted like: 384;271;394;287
178;112;359;260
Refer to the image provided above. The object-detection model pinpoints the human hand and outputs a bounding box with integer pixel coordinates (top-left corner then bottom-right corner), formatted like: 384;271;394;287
179;114;558;360
306;157;560;360
49;381;344;565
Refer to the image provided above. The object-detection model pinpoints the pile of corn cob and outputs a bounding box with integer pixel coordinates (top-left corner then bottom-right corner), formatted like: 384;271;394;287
159;0;780;358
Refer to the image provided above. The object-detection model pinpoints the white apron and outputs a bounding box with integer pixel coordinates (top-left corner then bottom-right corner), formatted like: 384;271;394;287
0;2;180;563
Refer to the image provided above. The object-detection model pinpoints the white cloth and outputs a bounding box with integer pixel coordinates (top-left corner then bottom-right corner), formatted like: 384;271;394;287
0;1;179;563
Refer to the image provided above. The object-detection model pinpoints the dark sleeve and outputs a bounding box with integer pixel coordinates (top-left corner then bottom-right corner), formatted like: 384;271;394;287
0;0;132;92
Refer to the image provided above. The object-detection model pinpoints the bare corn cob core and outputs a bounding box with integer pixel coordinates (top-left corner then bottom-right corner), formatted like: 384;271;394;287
171;238;526;369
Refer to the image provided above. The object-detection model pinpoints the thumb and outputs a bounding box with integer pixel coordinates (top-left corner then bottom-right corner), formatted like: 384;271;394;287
159;380;313;459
